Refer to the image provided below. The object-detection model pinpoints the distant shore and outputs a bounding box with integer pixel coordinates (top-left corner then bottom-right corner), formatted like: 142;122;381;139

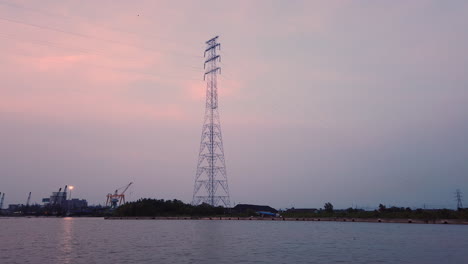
104;216;468;225
2;215;467;225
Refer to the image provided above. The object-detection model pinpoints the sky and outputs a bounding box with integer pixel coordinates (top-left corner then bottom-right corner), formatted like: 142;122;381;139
1;0;467;210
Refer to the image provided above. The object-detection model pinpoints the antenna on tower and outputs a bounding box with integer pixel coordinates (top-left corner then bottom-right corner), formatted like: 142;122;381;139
455;189;463;210
192;36;231;207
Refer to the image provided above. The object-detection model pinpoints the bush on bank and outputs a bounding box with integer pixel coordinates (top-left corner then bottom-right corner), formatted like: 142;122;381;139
282;204;468;220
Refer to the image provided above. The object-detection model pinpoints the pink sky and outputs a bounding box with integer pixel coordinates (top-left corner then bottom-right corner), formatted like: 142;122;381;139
1;0;468;209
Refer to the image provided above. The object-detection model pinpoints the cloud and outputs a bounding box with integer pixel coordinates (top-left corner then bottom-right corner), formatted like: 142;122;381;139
0;6;194;123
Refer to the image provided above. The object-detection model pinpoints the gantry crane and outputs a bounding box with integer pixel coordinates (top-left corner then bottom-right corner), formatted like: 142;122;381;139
106;182;133;209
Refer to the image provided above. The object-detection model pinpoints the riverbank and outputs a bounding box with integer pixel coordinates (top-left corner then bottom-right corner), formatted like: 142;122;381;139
105;216;468;225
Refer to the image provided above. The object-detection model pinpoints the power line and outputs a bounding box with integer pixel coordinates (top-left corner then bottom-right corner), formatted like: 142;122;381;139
0;0;200;48
0;32;106;56
0;31;203;73
0;16;129;47
0;16;203;61
1;46;202;83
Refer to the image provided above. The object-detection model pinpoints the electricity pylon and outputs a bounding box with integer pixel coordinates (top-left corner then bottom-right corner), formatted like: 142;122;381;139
455;189;463;209
192;36;231;207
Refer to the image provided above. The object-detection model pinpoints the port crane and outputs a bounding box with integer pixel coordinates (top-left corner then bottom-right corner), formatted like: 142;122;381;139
106;182;133;209
50;185;68;215
26;192;31;207
0;192;4;209
52;188;62;206
63;185;68;204
24;192;32;214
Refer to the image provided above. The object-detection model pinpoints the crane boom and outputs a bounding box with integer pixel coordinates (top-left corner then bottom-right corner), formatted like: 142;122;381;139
52;188;62;205
106;182;133;209
63;185;67;201
121;182;133;195
26;192;31;206
0;193;4;209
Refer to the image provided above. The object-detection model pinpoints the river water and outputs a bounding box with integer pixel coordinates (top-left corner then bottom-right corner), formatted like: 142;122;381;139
0;217;467;263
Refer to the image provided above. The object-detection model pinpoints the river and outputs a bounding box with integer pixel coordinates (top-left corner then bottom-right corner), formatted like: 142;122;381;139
0;217;467;263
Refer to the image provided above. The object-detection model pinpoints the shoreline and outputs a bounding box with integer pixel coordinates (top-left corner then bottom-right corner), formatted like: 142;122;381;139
3;216;467;225
104;216;468;225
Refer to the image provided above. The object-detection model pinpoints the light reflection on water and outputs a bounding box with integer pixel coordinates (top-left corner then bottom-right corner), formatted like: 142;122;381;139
0;217;467;264
59;217;74;264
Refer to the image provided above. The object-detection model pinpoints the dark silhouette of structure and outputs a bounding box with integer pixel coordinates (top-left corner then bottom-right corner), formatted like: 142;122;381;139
455;189;463;209
233;204;278;214
106;182;133;209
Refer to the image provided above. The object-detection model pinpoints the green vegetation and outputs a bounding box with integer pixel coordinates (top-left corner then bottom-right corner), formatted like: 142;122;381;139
324;202;334;213
4;199;466;221
115;200;468;220
114;198;226;217
282;202;468;220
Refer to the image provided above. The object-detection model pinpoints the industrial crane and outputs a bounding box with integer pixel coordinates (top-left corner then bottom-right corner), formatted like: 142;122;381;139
26;192;31;207
106;182;133;209
63;185;68;205
50;185;68;215
52;188;62;206
24;192;32;214
0;192;4;209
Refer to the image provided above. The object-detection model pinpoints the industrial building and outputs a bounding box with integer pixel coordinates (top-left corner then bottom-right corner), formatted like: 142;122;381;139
232;204;278;214
0;185;88;216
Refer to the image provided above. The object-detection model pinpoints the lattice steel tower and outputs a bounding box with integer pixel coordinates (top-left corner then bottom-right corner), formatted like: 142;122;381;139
192;36;231;207
455;189;463;209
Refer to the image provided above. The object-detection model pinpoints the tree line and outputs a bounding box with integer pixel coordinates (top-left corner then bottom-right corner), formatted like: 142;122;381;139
114;198;226;217
282;202;468;220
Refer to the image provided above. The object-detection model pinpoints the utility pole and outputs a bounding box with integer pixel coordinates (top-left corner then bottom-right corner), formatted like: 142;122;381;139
192;36;231;207
455;189;463;210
